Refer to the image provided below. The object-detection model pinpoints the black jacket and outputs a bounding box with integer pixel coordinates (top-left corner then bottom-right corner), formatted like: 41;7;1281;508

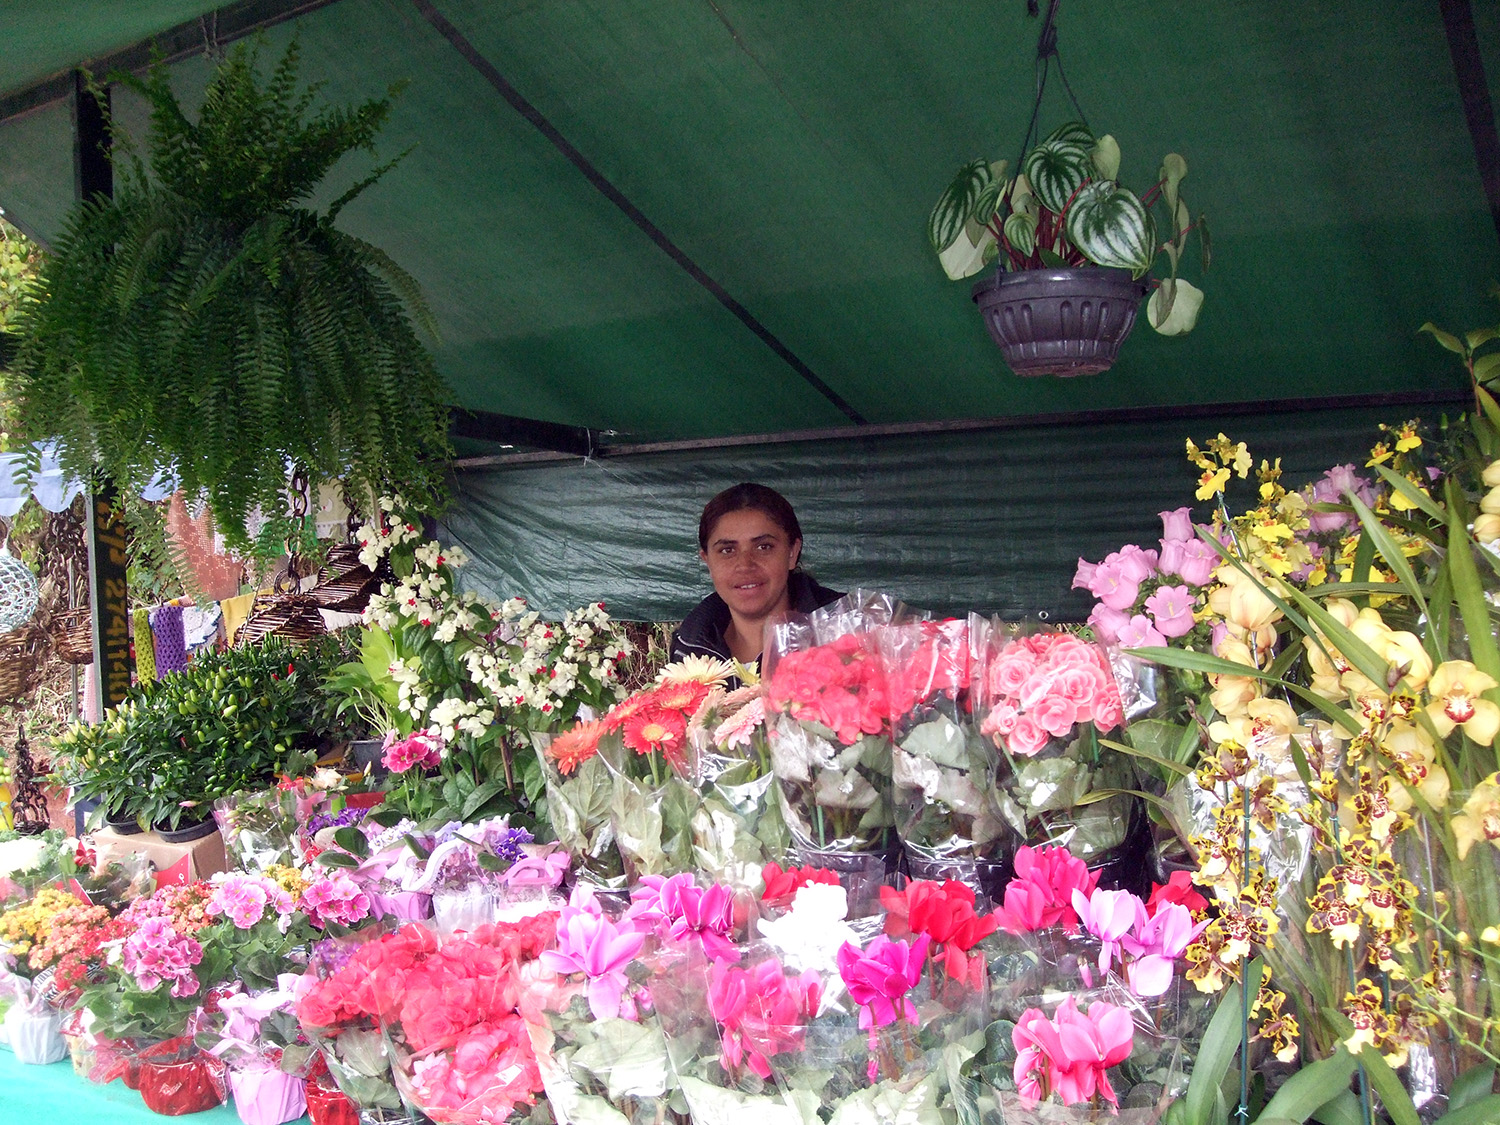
670;572;844;667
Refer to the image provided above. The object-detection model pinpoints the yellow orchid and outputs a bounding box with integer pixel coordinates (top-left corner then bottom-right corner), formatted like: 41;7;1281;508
1426;660;1500;745
1348;608;1433;691
1208;634;1264;716
1366;442;1393;467
1475;512;1500;544
1207;698;1303;764
1481;484;1500;516
1451;774;1500;860
1208;564;1283;641
1393;422;1422;453
1484;459;1500;487
1196;466;1231;500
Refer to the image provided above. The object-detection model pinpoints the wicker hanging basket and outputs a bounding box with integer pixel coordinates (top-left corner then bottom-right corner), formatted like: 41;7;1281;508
306;543;387;615
235;565;328;647
52;607;94;665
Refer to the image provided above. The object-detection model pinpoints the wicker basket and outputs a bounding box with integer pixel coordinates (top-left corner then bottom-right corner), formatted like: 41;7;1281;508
235;591;327;647
307;544;385;615
52;607;94;665
0;625;49;706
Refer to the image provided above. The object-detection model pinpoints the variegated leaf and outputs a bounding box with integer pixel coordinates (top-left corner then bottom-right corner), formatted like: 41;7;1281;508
937;224;996;281
1065;181;1155;274
929;158;997;253
1159;153;1188;216
1004;210;1038;257
1022;138;1094;214
1042;120;1095;148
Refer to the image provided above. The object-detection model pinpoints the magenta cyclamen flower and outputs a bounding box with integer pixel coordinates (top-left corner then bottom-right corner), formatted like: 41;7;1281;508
540;909;647;1021
835;934;929;1031
121;917;203;998
627;874;738;962
994;846;1100;935
708;959;821;1079
1013;996;1134;1110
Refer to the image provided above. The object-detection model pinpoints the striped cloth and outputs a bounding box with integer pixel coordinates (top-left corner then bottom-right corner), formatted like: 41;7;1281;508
150;603;188;676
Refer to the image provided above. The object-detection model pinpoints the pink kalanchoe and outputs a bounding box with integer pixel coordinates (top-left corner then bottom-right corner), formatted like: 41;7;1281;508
994;845;1100;935
1143;584;1197;639
1013;996;1134;1109
540;908;646;1021
383;730;445;773
121;917;203;997
301;870;372;929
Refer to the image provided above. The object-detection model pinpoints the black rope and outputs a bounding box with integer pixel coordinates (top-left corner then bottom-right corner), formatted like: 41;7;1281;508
1014;0;1093;170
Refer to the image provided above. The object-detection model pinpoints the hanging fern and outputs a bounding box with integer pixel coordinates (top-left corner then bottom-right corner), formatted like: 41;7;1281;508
11;39;451;549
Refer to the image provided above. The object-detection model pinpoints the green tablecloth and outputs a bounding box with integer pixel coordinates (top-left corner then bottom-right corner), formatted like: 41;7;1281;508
0;1048;311;1125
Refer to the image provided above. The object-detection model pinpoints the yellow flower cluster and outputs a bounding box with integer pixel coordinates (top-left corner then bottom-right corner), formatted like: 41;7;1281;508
0;887;83;958
1474;459;1500;543
1186;433;1251;501
264;864;308;904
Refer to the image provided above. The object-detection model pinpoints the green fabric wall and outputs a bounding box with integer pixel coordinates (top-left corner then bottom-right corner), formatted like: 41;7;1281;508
439;403;1425;622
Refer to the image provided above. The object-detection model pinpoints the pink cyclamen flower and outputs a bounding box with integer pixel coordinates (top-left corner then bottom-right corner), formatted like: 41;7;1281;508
1120;901;1208;997
300;871;372;929
1144;584;1197;639
835;934;929;1031
1072;887;1143;975
1013;996;1134;1109
540;909;647;1021
628;874;738;962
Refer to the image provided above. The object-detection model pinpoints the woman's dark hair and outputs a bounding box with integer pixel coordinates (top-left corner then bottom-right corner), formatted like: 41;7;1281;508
698;483;803;552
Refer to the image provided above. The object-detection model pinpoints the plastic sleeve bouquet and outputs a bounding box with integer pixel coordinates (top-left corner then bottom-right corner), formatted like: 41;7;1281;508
194;975;313;1125
884;616;1014;896
977;629;1151;886
763;591;900;907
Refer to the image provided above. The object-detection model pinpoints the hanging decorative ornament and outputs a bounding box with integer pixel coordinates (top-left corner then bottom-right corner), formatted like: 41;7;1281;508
0;521;39;631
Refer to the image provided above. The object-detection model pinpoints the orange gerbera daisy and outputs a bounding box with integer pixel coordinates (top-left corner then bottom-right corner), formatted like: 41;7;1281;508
547;720;606;775
623;707;686;758
651;680;712;715
602;690;656;733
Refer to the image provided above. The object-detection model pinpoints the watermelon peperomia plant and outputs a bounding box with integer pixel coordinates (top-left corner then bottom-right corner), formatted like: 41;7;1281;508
928;120;1210;335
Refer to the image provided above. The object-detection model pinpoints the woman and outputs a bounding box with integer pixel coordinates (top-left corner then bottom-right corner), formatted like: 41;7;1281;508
670;483;842;668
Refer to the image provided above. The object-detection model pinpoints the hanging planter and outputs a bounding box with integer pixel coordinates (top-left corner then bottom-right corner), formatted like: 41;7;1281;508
928;4;1208;377
970;266;1147;376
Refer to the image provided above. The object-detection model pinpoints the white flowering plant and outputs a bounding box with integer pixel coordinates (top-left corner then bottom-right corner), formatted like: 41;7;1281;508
332;496;632;828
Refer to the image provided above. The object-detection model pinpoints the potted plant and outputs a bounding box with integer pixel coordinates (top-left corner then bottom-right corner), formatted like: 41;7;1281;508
929;120;1209;375
11;39;451;548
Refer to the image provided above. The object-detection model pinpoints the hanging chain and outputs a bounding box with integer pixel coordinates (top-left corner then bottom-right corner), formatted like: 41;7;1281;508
342;482;362;546
286;469;310;585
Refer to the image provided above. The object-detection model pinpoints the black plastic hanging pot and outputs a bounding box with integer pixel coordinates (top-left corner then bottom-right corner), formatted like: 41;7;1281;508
971;266;1148;377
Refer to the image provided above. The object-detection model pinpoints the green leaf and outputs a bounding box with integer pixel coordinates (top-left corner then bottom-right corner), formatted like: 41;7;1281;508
1448;1063;1496;1111
462;779;506;819
1257;1048;1359;1122
1090;134;1121;181
1160;152;1188;217
1355;1048;1420;1125
1037;246;1067;267
1466;326;1498;351
1372;463;1447;523
1474;352;1500;384
1148;277;1204;335
1098;736;1194;778
1420;322;1465;354
1309;1090;1364;1125
1437;1094;1500;1124
333;825;369;857
318;850;359;868
1345;492;1433;658
1446;479;1500;680
1184;959;1264;1125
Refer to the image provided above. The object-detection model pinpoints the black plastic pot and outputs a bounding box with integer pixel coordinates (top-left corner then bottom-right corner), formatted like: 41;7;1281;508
349;737;389;778
154;815;218;844
104;810;143;836
971;266;1148;376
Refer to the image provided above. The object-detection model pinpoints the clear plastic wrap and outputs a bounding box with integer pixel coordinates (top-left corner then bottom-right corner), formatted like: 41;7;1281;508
763;590;902;894
885;615;1015;898
532;732;628;893
976;626;1154;893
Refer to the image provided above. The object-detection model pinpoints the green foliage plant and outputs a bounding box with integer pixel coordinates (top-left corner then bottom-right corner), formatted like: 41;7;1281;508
929;121;1210;335
11;39;451;549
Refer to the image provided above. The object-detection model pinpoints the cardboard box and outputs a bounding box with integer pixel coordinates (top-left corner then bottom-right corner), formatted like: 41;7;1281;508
92;825;228;885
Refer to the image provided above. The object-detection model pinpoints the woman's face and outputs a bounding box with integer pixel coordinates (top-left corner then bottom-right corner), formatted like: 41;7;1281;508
700;508;802;622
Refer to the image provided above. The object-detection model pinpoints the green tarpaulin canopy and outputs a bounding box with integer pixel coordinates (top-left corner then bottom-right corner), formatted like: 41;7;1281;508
1;1;1497;613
